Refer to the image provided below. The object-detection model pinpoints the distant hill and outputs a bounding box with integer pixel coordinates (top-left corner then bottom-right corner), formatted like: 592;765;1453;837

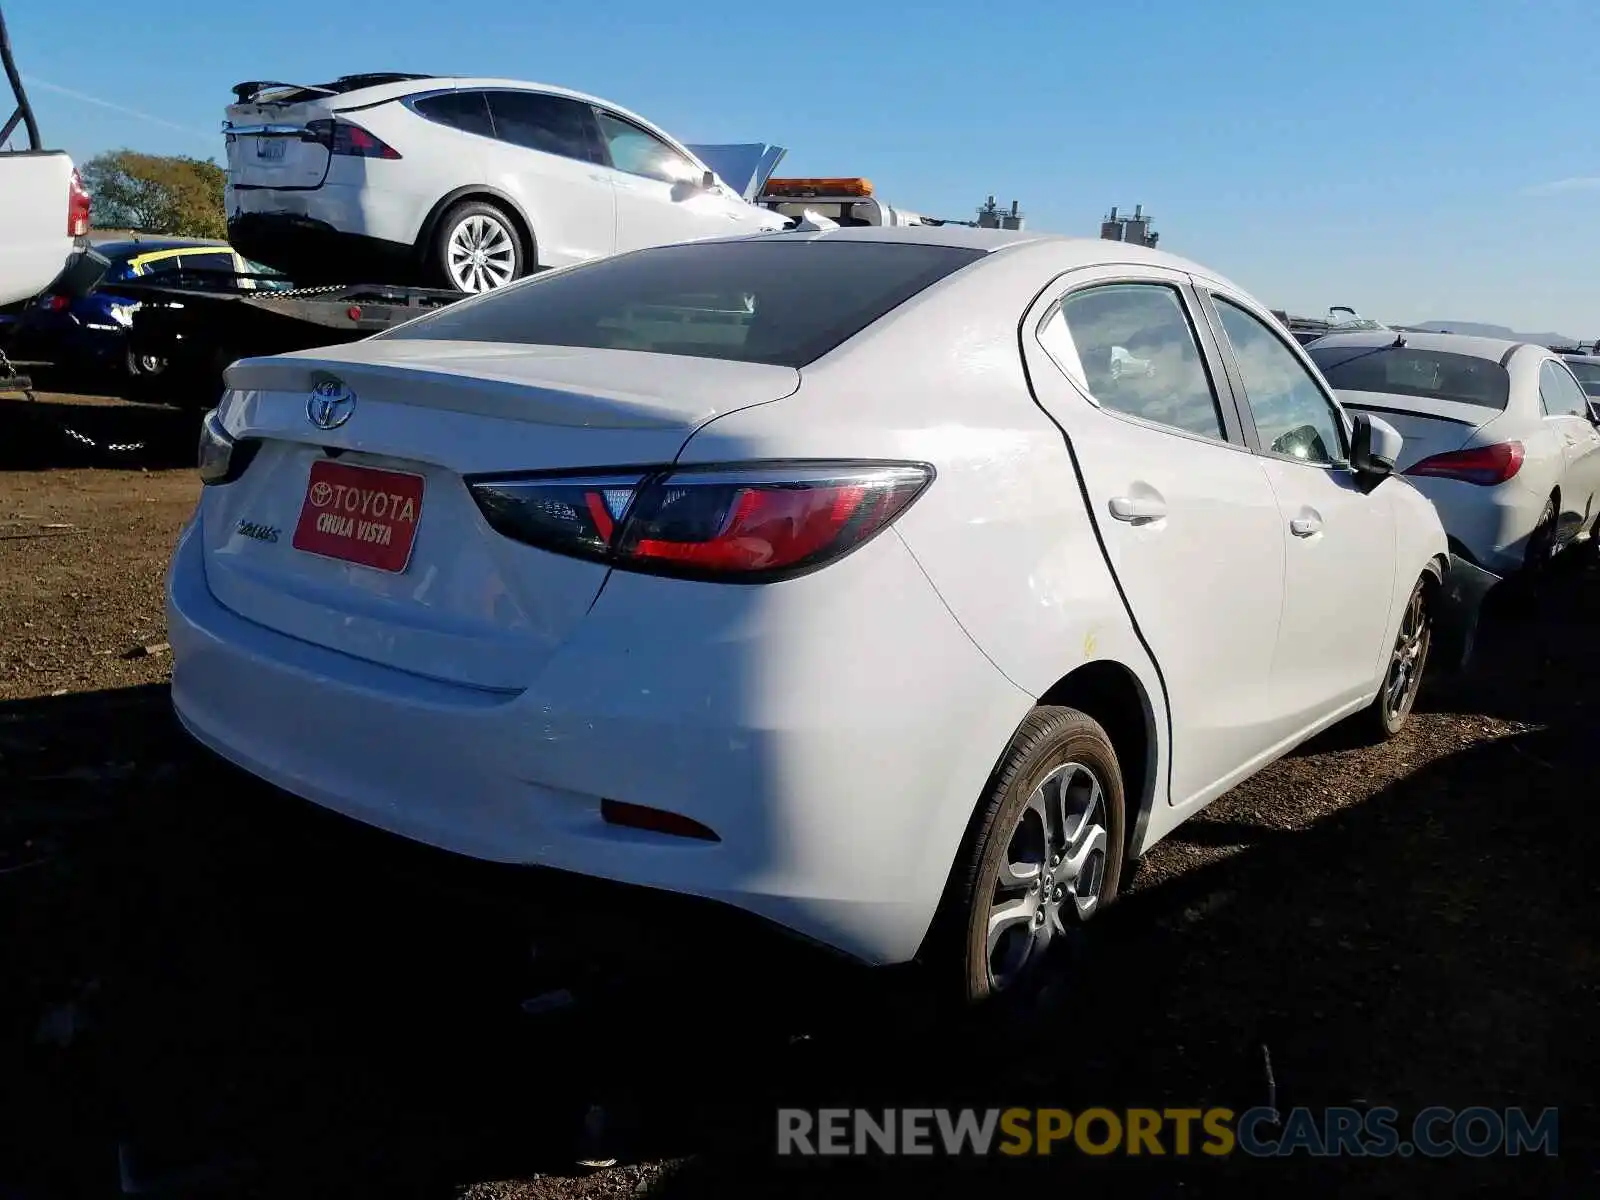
1409;320;1584;346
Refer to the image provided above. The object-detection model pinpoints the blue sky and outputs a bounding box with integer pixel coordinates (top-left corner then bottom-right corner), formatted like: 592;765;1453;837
9;0;1600;334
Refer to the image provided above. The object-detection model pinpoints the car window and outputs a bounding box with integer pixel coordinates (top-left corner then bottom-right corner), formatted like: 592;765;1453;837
485;91;601;163
1307;344;1511;411
102;257;139;283
380;238;985;368
1539;360;1590;418
177;251;232;275
1564;359;1600;399
136;255;184;276
594;111;701;185
410;90;495;140
1048;283;1226;440
1214;296;1347;464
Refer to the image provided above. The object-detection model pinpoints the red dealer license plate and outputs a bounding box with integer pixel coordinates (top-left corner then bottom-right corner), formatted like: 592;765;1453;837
291;459;425;573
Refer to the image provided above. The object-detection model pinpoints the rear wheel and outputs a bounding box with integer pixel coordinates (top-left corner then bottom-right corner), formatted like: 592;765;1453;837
431;201;524;294
1524;497;1560;572
943;707;1125;1010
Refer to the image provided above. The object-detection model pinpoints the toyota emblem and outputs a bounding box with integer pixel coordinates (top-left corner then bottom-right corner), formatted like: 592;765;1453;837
307;379;356;430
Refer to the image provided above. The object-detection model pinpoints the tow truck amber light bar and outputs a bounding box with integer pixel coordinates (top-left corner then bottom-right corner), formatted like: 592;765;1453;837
763;177;874;198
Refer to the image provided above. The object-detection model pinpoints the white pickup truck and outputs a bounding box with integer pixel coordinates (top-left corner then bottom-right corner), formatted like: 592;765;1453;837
0;6;88;308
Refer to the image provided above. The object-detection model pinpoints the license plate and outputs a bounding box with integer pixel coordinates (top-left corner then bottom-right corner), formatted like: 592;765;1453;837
292;460;425;573
255;139;287;161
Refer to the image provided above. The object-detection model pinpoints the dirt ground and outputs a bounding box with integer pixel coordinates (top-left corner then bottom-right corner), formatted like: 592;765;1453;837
2;391;1597;1198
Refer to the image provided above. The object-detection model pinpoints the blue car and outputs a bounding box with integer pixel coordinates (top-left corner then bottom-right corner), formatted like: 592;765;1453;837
6;234;286;388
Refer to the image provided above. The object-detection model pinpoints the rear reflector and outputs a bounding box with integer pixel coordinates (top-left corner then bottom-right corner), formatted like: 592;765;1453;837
466;461;932;584
600;799;720;842
1404;441;1524;486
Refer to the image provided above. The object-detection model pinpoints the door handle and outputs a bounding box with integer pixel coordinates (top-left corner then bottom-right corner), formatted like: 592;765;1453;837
1108;495;1167;523
1290;514;1323;537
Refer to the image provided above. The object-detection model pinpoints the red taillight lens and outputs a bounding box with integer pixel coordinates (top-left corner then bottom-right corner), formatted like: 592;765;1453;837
305;119;402;159
467;461;933;582
37;294;69;311
1403;441;1524;486
67;168;91;237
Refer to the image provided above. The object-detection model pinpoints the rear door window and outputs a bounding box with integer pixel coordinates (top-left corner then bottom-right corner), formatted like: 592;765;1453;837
1049;282;1228;441
484;91;602;163
410;90;496;140
381;238;986;368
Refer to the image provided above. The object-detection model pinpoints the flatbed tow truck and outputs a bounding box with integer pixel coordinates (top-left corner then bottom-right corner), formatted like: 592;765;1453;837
110;175;1006;409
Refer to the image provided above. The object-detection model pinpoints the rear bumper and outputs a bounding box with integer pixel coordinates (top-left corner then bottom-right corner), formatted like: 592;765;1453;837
1405;476;1543;576
165;514;1034;965
1433;552;1500;673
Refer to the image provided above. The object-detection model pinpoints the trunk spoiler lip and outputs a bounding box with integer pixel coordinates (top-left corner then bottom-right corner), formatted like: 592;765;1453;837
230;73;433;105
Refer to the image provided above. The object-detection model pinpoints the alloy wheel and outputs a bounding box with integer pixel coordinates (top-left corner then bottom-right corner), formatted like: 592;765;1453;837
986;761;1109;992
1383;585;1430;725
446;214;517;293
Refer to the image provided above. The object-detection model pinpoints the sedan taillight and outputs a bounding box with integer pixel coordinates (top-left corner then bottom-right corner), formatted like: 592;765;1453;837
466;461;933;583
1403;442;1524;487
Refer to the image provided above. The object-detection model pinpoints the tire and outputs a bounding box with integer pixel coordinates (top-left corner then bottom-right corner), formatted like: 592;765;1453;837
430;201;525;294
125;348;166;379
1361;575;1432;740
941;706;1126;1010
1524;497;1559;573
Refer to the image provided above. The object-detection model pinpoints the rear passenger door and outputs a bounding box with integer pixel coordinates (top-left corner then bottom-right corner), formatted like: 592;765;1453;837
479;90;617;267
1023;267;1289;808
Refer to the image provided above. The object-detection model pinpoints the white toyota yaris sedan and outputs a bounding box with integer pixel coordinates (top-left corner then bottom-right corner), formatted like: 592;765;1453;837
167;228;1456;1004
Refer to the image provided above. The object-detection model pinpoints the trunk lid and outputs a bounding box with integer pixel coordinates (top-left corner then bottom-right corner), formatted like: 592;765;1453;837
200;343;800;690
1335;389;1499;470
223;77;426;190
224;95;338;191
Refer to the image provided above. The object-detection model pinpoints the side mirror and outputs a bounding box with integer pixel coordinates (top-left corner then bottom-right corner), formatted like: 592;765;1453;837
1351;412;1403;478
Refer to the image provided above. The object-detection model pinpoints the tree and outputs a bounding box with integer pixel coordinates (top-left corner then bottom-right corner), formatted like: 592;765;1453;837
80;151;226;239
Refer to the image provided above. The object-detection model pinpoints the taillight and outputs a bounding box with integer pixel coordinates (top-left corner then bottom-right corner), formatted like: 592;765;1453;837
466;461;933;583
67;168;91;237
36;295;68;311
304;119;402;159
1403;442;1524;486
197;409;260;485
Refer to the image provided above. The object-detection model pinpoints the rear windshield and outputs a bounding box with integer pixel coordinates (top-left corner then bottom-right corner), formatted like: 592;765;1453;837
1565;359;1600;398
381;239;988;368
1307;345;1510;410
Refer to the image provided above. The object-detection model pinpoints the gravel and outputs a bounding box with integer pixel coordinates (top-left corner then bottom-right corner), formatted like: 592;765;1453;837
2;392;1595;1197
